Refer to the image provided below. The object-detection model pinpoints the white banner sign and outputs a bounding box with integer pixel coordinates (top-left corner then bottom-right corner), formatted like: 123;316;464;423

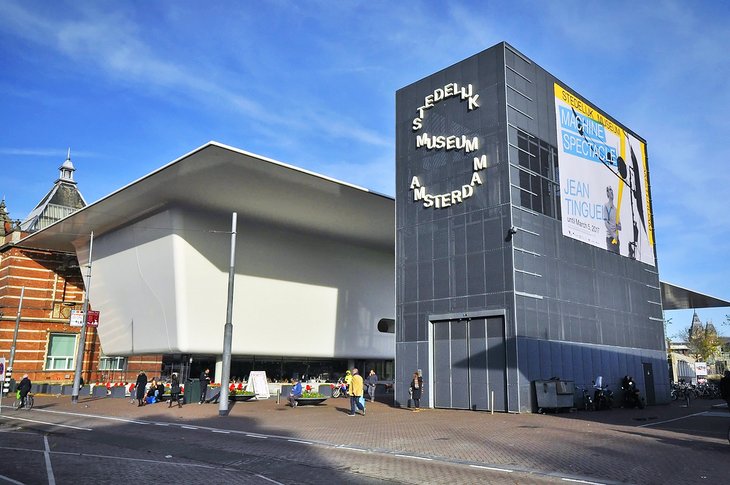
554;83;655;266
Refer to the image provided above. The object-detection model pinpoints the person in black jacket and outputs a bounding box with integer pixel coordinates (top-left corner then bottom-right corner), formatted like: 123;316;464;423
17;374;32;409
135;371;148;407
169;373;182;408
409;371;423;412
199;369;211;404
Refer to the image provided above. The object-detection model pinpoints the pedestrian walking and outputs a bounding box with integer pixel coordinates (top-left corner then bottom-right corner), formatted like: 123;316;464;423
365;369;378;402
409;371;423;411
135;370;147;407
199;368;211;404
169;373;182;408
348;368;365;416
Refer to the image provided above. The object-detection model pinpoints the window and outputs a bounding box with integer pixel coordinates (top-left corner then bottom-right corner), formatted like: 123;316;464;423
45;333;77;370
377;319;395;334
511;127;560;219
99;356;126;371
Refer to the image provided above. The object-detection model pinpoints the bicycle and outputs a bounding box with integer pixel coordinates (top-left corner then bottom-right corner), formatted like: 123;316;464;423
12;391;34;410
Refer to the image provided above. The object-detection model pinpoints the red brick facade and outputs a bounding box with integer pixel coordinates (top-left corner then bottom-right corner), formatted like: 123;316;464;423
0;236;162;384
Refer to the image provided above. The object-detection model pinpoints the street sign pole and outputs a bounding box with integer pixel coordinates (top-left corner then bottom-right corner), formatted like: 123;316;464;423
72;232;94;404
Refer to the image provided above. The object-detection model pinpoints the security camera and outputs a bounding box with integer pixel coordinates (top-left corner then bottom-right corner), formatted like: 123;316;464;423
505;226;518;242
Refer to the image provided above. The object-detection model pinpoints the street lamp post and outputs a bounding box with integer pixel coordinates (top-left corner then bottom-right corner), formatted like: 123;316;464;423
218;213;237;416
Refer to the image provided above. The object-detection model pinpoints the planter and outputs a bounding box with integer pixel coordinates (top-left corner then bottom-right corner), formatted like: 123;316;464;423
109;386;127;398
294;397;328;406
48;384;62;395
229;393;256;402
92;385;108;397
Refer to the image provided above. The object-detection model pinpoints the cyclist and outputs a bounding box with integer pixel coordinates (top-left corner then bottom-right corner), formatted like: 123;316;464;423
17;374;32;409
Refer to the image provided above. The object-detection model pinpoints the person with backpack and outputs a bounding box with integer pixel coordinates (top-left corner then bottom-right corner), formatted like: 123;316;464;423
17;374;32;409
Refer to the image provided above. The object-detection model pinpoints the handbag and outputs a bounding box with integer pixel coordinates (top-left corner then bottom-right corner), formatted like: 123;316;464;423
358;395;366;409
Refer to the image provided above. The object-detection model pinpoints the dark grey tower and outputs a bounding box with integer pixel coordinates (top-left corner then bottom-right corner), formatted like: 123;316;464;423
395;42;667;412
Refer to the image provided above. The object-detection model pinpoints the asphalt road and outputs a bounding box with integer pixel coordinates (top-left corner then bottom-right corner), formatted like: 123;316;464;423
0;395;728;484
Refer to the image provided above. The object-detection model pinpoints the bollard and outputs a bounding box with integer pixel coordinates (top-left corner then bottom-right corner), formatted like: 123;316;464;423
276;389;280;405
491;390;494;415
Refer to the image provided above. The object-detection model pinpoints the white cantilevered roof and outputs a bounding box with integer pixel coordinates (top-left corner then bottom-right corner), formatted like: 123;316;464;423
18;141;395;253
15;142;728;314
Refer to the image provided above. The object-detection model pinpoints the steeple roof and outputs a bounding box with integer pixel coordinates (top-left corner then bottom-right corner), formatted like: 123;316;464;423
20;149;86;233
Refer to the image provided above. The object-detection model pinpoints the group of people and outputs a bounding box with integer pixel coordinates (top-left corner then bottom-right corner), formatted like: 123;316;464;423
133;370;186;408
286;368;427;415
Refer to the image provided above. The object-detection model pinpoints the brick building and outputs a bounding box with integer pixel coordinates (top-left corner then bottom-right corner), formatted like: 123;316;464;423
0;153;162;384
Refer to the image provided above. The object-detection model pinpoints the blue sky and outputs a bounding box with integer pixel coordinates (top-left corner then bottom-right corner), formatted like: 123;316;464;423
1;1;728;338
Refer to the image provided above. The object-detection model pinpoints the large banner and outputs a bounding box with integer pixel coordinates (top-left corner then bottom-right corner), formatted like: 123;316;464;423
554;83;655;266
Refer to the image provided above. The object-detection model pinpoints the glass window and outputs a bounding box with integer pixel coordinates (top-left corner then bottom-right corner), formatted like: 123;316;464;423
99;356;126;371
45;333;76;370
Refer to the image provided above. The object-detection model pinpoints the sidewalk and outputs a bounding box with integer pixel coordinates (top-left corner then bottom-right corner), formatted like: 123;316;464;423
9;393;730;484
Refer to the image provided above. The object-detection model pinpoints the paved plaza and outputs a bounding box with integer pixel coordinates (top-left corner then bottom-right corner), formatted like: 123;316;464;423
0;392;728;484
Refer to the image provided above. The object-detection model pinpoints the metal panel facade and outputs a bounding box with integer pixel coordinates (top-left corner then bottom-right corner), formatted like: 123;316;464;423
396;42;668;412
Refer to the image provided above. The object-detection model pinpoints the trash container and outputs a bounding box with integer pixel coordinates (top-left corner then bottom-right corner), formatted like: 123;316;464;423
184;378;200;404
534;379;574;413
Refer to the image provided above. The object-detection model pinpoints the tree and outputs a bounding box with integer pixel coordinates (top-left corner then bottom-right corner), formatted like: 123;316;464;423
682;322;722;362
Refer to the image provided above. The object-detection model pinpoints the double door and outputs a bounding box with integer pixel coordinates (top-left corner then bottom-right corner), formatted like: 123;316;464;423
432;316;506;411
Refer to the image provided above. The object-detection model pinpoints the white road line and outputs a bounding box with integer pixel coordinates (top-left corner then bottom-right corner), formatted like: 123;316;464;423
49;450;237;470
43;436;56;485
0;415;92;431
636;411;707;428
469;464;514;473
394;454;432;461
0;473;24;485
30;408;149;426
246;434;268;439
561;478;606;485
338;446;367;452
287;439;312;445
254;474;285;485
181;426;198;430
212;430;230;434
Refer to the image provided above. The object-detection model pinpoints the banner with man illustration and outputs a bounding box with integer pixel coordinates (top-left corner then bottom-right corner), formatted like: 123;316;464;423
554;83;655;266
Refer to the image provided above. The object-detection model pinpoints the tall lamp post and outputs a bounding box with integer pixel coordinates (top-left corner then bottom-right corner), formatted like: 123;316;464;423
72;232;94;404
218;213;237;416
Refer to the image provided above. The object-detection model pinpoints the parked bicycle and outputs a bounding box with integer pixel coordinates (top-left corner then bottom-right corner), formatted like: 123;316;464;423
576;385;594;411
12;391;34;411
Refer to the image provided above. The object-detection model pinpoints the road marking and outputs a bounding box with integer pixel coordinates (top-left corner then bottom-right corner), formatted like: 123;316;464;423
154;422;170;426
338;446;367;452
43;435;56;485
246;434;267;439
0;474;23;485
30;408;149;426
181;426;198;430
49;449;237;470
636;411;707;428
212;430;230;434
561;478;606;485
0;415;92;431
469;464;513;473
287;439;312;445
394;454;432;461
254;474;285;485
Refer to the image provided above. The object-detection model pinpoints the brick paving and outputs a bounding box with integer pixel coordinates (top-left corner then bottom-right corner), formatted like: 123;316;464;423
1;392;728;484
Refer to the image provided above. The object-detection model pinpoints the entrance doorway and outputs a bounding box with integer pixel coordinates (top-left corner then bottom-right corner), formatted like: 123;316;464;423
431;316;507;411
